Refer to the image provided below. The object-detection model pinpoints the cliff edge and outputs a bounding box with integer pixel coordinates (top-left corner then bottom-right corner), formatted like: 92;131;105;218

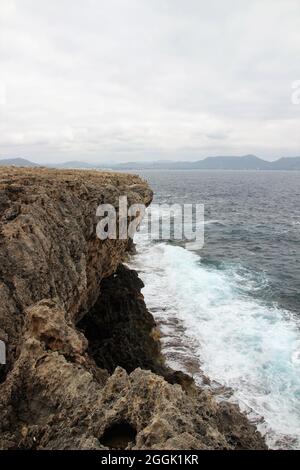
0;167;266;450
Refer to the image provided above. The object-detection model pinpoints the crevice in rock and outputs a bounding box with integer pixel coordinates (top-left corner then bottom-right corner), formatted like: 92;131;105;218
78;264;166;376
100;421;137;449
0;366;7;384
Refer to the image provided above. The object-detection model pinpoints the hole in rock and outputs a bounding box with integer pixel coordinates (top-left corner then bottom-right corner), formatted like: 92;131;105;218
0;366;7;384
100;421;137;449
77;264;163;375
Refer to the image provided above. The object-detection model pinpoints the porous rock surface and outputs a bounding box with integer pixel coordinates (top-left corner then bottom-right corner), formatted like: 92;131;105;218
0;167;266;450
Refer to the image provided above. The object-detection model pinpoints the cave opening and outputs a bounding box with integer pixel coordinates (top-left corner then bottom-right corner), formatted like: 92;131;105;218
77;264;164;375
100;421;137;449
0;366;7;384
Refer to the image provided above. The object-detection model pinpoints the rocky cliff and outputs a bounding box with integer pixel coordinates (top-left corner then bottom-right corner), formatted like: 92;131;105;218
0;167;266;450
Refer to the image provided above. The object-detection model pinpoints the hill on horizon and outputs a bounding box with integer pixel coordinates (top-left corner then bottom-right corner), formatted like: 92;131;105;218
0;157;40;167
105;155;300;170
1;155;300;170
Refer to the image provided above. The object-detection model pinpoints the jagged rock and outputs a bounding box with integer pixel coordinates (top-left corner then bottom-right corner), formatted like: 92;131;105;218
78;264;165;375
0;167;266;450
0;167;152;375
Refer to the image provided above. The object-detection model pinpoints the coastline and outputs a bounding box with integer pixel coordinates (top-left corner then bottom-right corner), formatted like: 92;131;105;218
0;167;266;450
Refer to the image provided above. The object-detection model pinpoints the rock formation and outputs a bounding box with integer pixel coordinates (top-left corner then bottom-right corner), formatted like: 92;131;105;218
0;167;266;450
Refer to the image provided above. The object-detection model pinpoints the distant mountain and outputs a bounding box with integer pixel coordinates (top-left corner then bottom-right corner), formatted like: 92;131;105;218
192;155;272;170
268;157;300;170
1;155;300;171
0;157;39;167
109;155;300;171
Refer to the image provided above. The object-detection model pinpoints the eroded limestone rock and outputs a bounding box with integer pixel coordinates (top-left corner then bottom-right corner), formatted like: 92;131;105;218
0;168;266;450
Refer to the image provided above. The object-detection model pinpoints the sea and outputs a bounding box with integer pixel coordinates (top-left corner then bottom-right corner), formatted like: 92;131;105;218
127;169;300;449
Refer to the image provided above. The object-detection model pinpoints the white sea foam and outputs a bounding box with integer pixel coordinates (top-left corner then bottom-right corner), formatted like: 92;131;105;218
130;228;300;449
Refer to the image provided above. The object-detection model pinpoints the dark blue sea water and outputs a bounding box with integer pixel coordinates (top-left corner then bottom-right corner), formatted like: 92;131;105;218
129;170;300;449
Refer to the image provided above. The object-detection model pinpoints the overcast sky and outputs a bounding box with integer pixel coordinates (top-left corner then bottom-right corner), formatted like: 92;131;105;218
0;0;300;163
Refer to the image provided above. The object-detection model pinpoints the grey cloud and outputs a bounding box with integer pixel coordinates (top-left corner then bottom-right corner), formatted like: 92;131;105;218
0;0;299;163
206;133;228;141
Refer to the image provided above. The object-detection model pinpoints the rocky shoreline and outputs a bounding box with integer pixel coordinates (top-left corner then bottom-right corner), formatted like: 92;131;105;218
0;167;266;450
